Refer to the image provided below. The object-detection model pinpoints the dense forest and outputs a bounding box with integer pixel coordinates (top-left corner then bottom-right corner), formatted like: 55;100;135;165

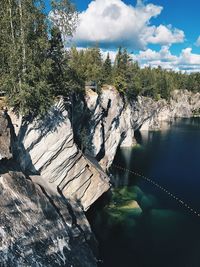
69;46;200;100
1;0;200;117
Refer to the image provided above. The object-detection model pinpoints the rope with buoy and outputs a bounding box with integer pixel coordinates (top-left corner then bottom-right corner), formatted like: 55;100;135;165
112;164;200;218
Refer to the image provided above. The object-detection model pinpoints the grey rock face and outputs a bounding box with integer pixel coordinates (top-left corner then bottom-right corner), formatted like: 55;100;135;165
82;88;164;168
0;171;97;267
11;99;110;211
0;113;12;160
140;90;200;130
84;87;126;169
0;112;98;266
82;87;200;169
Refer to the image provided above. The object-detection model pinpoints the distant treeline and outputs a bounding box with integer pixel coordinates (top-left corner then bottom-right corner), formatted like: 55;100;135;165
0;0;199;117
68;46;200;101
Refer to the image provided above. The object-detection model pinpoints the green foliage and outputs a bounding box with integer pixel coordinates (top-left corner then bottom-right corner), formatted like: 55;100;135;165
83;46;103;85
111;49;200;100
112;47;130;93
0;0;53;116
1;0;200;120
48;26;83;96
185;73;200;92
57;44;200;101
113;74;127;94
68;46;103;88
102;53;112;84
0;0;78;117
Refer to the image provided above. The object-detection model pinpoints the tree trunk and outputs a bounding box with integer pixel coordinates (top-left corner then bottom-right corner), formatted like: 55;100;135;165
18;0;26;77
8;0;15;44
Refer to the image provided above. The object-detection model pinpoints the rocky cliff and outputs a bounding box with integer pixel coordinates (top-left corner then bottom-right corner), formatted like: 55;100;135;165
0;112;98;266
1;87;200;266
73;87;200;169
141;90;200;130
9;99;110;211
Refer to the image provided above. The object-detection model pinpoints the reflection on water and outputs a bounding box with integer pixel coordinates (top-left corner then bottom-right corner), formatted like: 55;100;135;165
87;118;200;267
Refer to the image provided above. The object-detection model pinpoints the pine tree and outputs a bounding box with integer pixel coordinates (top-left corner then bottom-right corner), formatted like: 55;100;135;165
113;47;132;93
102;53;112;85
48;26;66;95
69;47;86;84
84;46;103;86
114;46;122;71
125;61;142;99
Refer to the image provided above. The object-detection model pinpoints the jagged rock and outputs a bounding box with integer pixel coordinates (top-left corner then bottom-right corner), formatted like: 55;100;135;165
84;87;131;169
83;87;164;168
11;99;110;211
0;171;97;267
0;113;12;160
140;90;200;130
82;87;200;169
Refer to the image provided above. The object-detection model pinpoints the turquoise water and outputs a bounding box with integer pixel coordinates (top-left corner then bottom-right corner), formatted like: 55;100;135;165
87;118;200;267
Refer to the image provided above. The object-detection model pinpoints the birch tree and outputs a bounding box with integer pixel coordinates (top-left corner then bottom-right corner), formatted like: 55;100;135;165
0;0;79;116
0;0;53;116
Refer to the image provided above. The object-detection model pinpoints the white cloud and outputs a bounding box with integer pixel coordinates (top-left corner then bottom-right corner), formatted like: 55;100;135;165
144;25;184;45
178;48;200;65
135;46;177;62
195;36;200;47
100;46;200;72
73;0;185;49
132;47;200;72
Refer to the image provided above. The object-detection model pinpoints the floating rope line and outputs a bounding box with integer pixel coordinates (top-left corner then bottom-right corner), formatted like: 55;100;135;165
112;164;200;218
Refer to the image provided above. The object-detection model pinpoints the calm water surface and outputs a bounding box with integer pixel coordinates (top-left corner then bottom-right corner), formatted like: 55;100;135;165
87;118;200;267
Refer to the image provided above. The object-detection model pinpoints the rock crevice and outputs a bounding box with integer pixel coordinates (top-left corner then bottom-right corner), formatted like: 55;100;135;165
74;87;200;169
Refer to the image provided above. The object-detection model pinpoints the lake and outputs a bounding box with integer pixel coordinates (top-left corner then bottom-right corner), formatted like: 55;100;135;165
87;118;200;267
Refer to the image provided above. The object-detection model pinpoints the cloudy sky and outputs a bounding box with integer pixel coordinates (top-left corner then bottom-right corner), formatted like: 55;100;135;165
51;0;200;72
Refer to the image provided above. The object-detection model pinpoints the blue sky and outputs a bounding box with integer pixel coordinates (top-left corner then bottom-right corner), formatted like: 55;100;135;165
47;0;200;72
72;0;200;51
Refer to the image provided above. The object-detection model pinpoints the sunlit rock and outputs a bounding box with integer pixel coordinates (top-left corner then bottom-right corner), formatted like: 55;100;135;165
11;99;110;211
